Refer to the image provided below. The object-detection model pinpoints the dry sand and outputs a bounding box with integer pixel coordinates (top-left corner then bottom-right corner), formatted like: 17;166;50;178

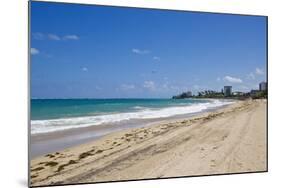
30;99;267;187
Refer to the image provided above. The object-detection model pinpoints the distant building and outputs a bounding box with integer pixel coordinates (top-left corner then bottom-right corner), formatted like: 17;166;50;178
224;86;232;97
186;91;192;97
250;89;259;97
233;91;244;96
172;91;192;99
259;82;267;91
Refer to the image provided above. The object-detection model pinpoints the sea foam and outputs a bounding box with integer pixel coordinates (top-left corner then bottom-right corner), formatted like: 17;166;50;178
31;99;233;134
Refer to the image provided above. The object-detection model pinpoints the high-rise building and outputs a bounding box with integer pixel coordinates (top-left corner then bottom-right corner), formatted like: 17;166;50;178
259;82;267;91
224;86;232;97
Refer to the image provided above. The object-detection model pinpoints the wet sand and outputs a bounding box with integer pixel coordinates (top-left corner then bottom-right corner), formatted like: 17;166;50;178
30;99;267;187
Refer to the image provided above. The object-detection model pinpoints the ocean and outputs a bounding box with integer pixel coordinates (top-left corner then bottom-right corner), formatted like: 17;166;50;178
31;98;233;135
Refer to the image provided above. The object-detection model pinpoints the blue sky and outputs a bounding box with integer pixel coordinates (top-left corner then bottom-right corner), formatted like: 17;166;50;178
31;1;267;99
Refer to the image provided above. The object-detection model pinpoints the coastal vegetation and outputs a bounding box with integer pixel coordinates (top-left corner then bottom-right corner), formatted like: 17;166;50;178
251;90;267;99
173;90;226;99
172;89;267;100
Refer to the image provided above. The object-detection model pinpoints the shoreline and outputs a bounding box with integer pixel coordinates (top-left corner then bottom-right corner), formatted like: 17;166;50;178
30;99;233;158
30;99;267;186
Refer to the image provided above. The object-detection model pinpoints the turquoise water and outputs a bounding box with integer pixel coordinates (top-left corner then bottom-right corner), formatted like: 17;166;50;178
31;98;209;120
31;98;233;134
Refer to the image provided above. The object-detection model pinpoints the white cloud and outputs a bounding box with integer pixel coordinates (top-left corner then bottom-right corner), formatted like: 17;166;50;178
153;56;160;61
223;76;243;83
48;34;61;41
33;33;80;41
32;32;44;40
246;68;264;80
120;84;135;90
239;85;250;90
255;68;264;75
81;67;88;71
216;77;221;82
30;48;39;55
63;35;79;40
170;85;180;90
95;86;102;91
251;83;259;90
143;81;155;90
132;48;150;55
162;83;169;89
247;72;255;80
193;85;200;90
160;82;182;91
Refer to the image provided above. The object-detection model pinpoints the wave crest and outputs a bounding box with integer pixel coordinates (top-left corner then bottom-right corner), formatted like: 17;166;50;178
31;100;233;134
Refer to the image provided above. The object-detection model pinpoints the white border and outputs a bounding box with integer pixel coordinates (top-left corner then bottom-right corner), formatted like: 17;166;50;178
1;0;280;188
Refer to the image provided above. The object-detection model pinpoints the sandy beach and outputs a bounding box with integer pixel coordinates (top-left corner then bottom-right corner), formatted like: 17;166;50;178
30;99;267;187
